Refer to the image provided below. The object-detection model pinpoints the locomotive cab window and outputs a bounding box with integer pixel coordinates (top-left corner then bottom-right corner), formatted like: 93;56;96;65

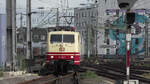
63;34;74;43
50;34;62;43
50;34;74;43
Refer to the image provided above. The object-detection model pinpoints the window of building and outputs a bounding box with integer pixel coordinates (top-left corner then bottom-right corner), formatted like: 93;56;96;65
106;49;110;54
76;23;78;26
79;23;81;27
116;49;118;55
41;35;46;41
85;11;87;17
135;29;140;34
82;12;84;17
82;22;84;27
135;48;138;53
76;13;78;18
84;21;87;26
107;39;109;45
135;38;138;45
89;11;90;16
96;11;98;16
105;29;109;37
91;11;94;17
33;34;39;42
116;29;119;35
34;35;39;39
79;13;81;18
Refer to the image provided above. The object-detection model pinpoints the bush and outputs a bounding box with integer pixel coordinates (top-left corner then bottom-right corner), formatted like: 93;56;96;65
80;70;98;79
143;73;150;79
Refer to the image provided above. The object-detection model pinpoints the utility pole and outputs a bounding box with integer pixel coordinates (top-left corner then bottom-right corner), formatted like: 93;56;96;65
20;13;23;28
12;0;16;71
145;19;149;58
87;24;91;58
56;8;59;26
6;0;12;71
95;30;98;56
26;0;32;60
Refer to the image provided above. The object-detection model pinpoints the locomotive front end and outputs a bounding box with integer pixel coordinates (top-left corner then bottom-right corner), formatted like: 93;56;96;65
45;30;80;74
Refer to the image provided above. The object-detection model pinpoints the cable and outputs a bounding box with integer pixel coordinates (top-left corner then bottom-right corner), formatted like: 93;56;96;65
36;12;56;27
37;0;60;7
133;0;150;8
36;9;53;26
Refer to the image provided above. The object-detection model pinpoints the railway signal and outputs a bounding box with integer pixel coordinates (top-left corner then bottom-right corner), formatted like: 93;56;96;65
117;0;139;84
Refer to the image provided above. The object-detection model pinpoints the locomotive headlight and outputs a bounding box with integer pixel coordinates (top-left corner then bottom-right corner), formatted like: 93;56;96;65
51;56;54;59
70;56;74;58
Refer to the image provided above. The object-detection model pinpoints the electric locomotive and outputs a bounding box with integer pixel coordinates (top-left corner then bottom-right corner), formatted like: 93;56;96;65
45;26;80;75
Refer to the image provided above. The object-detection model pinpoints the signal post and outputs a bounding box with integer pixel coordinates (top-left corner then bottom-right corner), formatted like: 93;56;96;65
117;0;139;84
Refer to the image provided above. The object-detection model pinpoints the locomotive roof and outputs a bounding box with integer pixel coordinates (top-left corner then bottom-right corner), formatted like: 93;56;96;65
49;31;79;34
53;26;75;31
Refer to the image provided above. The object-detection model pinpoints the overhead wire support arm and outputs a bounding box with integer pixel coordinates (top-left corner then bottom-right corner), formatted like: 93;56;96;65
62;15;74;26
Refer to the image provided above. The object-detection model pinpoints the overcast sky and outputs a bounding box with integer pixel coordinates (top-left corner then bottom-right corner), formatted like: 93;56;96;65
16;0;150;9
0;0;6;13
17;0;88;9
0;0;89;13
1;0;150;13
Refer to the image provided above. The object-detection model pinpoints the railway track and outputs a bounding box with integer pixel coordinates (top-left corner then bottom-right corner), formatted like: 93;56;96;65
100;64;149;75
18;72;79;84
81;63;150;83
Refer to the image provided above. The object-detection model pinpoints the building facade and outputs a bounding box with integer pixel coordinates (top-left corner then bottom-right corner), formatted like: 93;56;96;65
74;0;149;58
16;27;54;57
74;1;118;57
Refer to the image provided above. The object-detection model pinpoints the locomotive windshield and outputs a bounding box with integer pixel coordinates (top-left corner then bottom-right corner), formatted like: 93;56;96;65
50;34;62;43
50;34;74;43
63;35;74;43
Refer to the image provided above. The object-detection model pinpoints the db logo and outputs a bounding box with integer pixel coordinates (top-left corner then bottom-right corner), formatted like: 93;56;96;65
59;45;65;51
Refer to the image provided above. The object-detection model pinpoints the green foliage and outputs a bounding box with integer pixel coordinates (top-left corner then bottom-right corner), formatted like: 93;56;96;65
143;73;150;79
135;62;150;67
0;71;3;77
16;55;26;70
20;59;26;70
80;70;98;79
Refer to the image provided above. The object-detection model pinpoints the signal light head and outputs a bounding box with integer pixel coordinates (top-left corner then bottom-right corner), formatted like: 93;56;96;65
126;12;135;24
117;0;137;10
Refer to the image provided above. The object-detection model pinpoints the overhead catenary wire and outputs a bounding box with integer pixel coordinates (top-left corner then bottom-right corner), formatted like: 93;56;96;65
133;0;150;8
15;0;76;28
36;12;57;27
36;9;53;26
36;13;56;27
